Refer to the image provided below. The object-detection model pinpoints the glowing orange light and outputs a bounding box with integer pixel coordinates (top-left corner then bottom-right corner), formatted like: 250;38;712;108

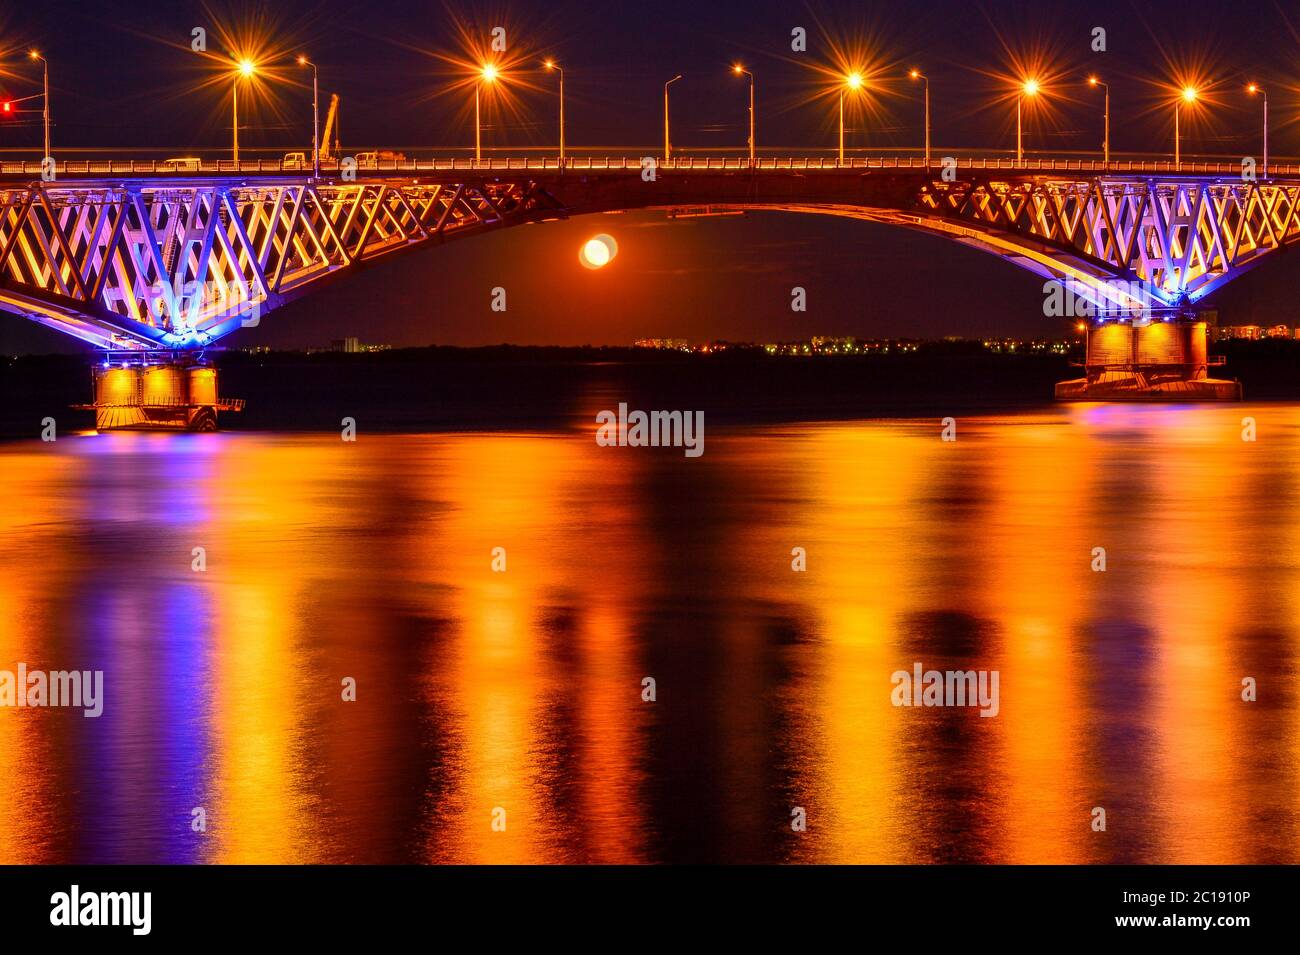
909;69;920;79
297;55;307;66
1246;83;1259;94
579;234;618;269
28;50;39;61
237;58;256;78
481;63;499;83
543;59;555;71
1076;322;1087;332
584;239;609;266
1088;76;1098;86
1022;78;1040;97
845;72;864;90
1181;86;1198;103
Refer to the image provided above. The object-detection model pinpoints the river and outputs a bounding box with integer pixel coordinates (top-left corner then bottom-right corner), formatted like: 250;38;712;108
1;403;1297;862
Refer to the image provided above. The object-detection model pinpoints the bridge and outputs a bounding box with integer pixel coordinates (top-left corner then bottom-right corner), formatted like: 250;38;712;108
3;152;1292;416
3;155;1296;349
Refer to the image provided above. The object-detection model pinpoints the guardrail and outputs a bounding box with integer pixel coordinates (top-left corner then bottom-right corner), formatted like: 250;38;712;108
78;396;246;411
3;155;1299;177
1081;357;1229;370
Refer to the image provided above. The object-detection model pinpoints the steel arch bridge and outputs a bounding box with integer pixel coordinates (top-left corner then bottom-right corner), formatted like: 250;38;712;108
3;158;1300;349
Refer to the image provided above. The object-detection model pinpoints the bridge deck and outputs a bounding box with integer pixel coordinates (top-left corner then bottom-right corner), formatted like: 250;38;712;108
3;154;1298;181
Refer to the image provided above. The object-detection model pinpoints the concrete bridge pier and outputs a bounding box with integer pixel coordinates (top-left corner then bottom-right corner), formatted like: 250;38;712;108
1055;316;1242;401
76;355;244;431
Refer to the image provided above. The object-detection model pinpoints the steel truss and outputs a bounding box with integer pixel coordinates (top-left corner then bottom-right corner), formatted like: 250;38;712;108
3;172;1300;349
915;177;1300;314
0;178;564;348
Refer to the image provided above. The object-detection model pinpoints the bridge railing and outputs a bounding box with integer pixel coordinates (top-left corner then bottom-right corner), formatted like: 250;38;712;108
3;156;1298;178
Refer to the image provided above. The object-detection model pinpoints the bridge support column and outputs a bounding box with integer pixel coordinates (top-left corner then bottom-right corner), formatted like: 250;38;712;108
78;356;244;431
1054;317;1241;401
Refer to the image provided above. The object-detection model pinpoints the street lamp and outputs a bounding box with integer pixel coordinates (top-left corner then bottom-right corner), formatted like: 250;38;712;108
298;55;319;179
909;69;929;167
1017;78;1040;165
664;74;682;161
840;71;864;164
732;64;755;168
1175;85;1197;171
1248;83;1268;179
232;57;256;163
543;59;565;167
475;63;498;163
29;50;49;161
1088;76;1109;166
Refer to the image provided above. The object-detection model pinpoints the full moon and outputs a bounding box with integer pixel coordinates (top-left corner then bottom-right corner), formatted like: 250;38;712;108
580;234;618;269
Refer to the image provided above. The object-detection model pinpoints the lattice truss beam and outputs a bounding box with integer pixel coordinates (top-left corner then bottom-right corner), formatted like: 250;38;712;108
0;179;562;349
916;177;1300;314
4;173;1298;349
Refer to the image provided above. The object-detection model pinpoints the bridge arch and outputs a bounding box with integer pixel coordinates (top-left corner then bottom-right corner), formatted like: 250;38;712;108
2;170;1299;349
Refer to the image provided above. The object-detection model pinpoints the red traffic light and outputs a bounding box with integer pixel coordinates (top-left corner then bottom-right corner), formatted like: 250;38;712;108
1;102;11;115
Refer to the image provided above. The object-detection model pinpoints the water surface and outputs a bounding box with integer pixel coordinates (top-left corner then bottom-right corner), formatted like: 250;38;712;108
2;404;1298;862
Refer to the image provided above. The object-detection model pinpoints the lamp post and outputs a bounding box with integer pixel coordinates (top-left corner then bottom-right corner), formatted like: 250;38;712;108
233;58;256;163
29;51;50;160
1175;86;1197;171
298;56;319;178
909;69;929;167
840;72;864;164
475;64;498;162
1248;83;1268;179
732;64;755;168
1017;78;1039;165
1087;76;1109;166
664;74;682;161
543;60;565;167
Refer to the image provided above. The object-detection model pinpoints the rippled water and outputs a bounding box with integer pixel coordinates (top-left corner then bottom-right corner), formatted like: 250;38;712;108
2;404;1298;863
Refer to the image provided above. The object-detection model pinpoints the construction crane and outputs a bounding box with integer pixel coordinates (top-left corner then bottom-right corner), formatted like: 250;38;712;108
320;94;340;160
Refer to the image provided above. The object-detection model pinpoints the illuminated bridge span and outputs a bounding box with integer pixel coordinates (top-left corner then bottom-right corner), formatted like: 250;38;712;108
2;156;1300;350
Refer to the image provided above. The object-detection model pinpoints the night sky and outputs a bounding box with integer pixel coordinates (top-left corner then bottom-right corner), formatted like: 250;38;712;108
3;0;1300;352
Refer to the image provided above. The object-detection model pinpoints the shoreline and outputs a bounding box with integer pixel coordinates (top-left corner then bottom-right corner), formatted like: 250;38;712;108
4;342;1297;438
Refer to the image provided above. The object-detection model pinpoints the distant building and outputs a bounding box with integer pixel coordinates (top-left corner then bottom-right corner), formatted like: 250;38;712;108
634;338;690;351
810;336;857;353
635;338;690;350
1214;325;1264;340
693;340;762;353
322;337;390;353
